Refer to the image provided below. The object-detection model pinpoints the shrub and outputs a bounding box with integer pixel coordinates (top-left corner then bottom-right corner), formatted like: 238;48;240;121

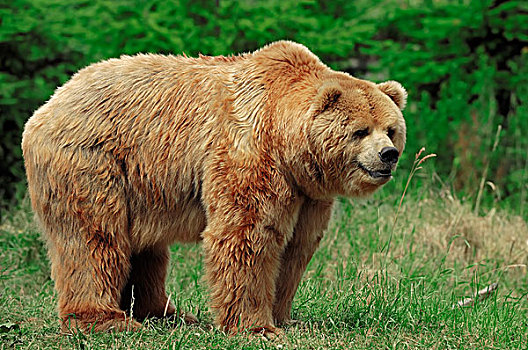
1;0;526;217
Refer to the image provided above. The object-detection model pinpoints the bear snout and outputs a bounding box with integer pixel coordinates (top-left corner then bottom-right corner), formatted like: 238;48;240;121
379;146;399;165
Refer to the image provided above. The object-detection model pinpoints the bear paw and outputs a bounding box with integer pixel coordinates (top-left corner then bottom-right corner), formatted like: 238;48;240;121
250;325;284;340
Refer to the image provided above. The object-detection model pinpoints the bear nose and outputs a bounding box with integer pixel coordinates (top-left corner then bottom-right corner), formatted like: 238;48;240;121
379;147;399;165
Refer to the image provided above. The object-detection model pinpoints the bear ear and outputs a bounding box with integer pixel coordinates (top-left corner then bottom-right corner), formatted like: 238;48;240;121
377;80;407;110
312;82;342;114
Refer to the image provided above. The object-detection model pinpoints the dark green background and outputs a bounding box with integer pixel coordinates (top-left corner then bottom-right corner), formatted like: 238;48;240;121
1;0;526;217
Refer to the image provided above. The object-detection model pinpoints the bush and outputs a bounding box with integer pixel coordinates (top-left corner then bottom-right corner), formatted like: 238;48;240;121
1;0;526;217
367;0;527;214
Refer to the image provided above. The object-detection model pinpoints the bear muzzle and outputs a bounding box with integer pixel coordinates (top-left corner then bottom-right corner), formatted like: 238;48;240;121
357;162;393;180
378;146;399;165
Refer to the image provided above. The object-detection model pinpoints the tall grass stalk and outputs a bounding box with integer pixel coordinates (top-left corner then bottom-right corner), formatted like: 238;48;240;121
382;147;436;255
474;124;502;216
520;147;528;218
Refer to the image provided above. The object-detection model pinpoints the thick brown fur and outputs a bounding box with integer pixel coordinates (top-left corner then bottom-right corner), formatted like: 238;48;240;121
22;41;407;335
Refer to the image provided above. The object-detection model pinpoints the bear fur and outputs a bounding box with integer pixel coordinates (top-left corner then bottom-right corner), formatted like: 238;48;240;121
22;41;407;335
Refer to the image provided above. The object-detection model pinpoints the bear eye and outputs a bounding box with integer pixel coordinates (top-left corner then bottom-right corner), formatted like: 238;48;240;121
353;128;369;139
387;127;395;139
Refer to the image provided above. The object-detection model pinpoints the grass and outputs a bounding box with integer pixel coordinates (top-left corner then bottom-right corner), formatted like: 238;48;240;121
1;165;527;349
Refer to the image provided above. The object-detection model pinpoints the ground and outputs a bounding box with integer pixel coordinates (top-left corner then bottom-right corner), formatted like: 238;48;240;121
1;168;527;349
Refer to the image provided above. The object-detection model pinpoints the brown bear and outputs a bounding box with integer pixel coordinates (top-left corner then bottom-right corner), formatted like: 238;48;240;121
22;41;406;336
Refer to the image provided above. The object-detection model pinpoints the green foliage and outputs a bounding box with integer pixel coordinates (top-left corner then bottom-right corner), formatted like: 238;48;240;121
367;0;528;215
1;0;526;216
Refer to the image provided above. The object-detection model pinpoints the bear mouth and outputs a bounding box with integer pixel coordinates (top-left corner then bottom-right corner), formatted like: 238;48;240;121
357;163;392;179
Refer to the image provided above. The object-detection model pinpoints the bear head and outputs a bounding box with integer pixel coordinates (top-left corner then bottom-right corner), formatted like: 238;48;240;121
297;75;407;198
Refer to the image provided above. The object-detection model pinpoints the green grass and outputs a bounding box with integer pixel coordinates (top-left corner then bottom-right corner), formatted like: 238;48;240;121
1;170;527;349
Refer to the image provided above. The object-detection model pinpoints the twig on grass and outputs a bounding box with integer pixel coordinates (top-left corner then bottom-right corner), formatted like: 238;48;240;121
453;282;498;308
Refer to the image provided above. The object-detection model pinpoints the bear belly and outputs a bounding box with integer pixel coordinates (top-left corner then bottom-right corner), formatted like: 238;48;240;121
129;195;206;252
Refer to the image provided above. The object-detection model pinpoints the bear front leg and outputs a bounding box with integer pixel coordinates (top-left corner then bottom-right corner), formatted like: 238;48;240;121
201;152;299;335
273;199;334;324
202;222;289;335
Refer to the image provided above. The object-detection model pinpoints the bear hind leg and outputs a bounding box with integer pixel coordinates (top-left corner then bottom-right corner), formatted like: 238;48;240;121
27;146;140;333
